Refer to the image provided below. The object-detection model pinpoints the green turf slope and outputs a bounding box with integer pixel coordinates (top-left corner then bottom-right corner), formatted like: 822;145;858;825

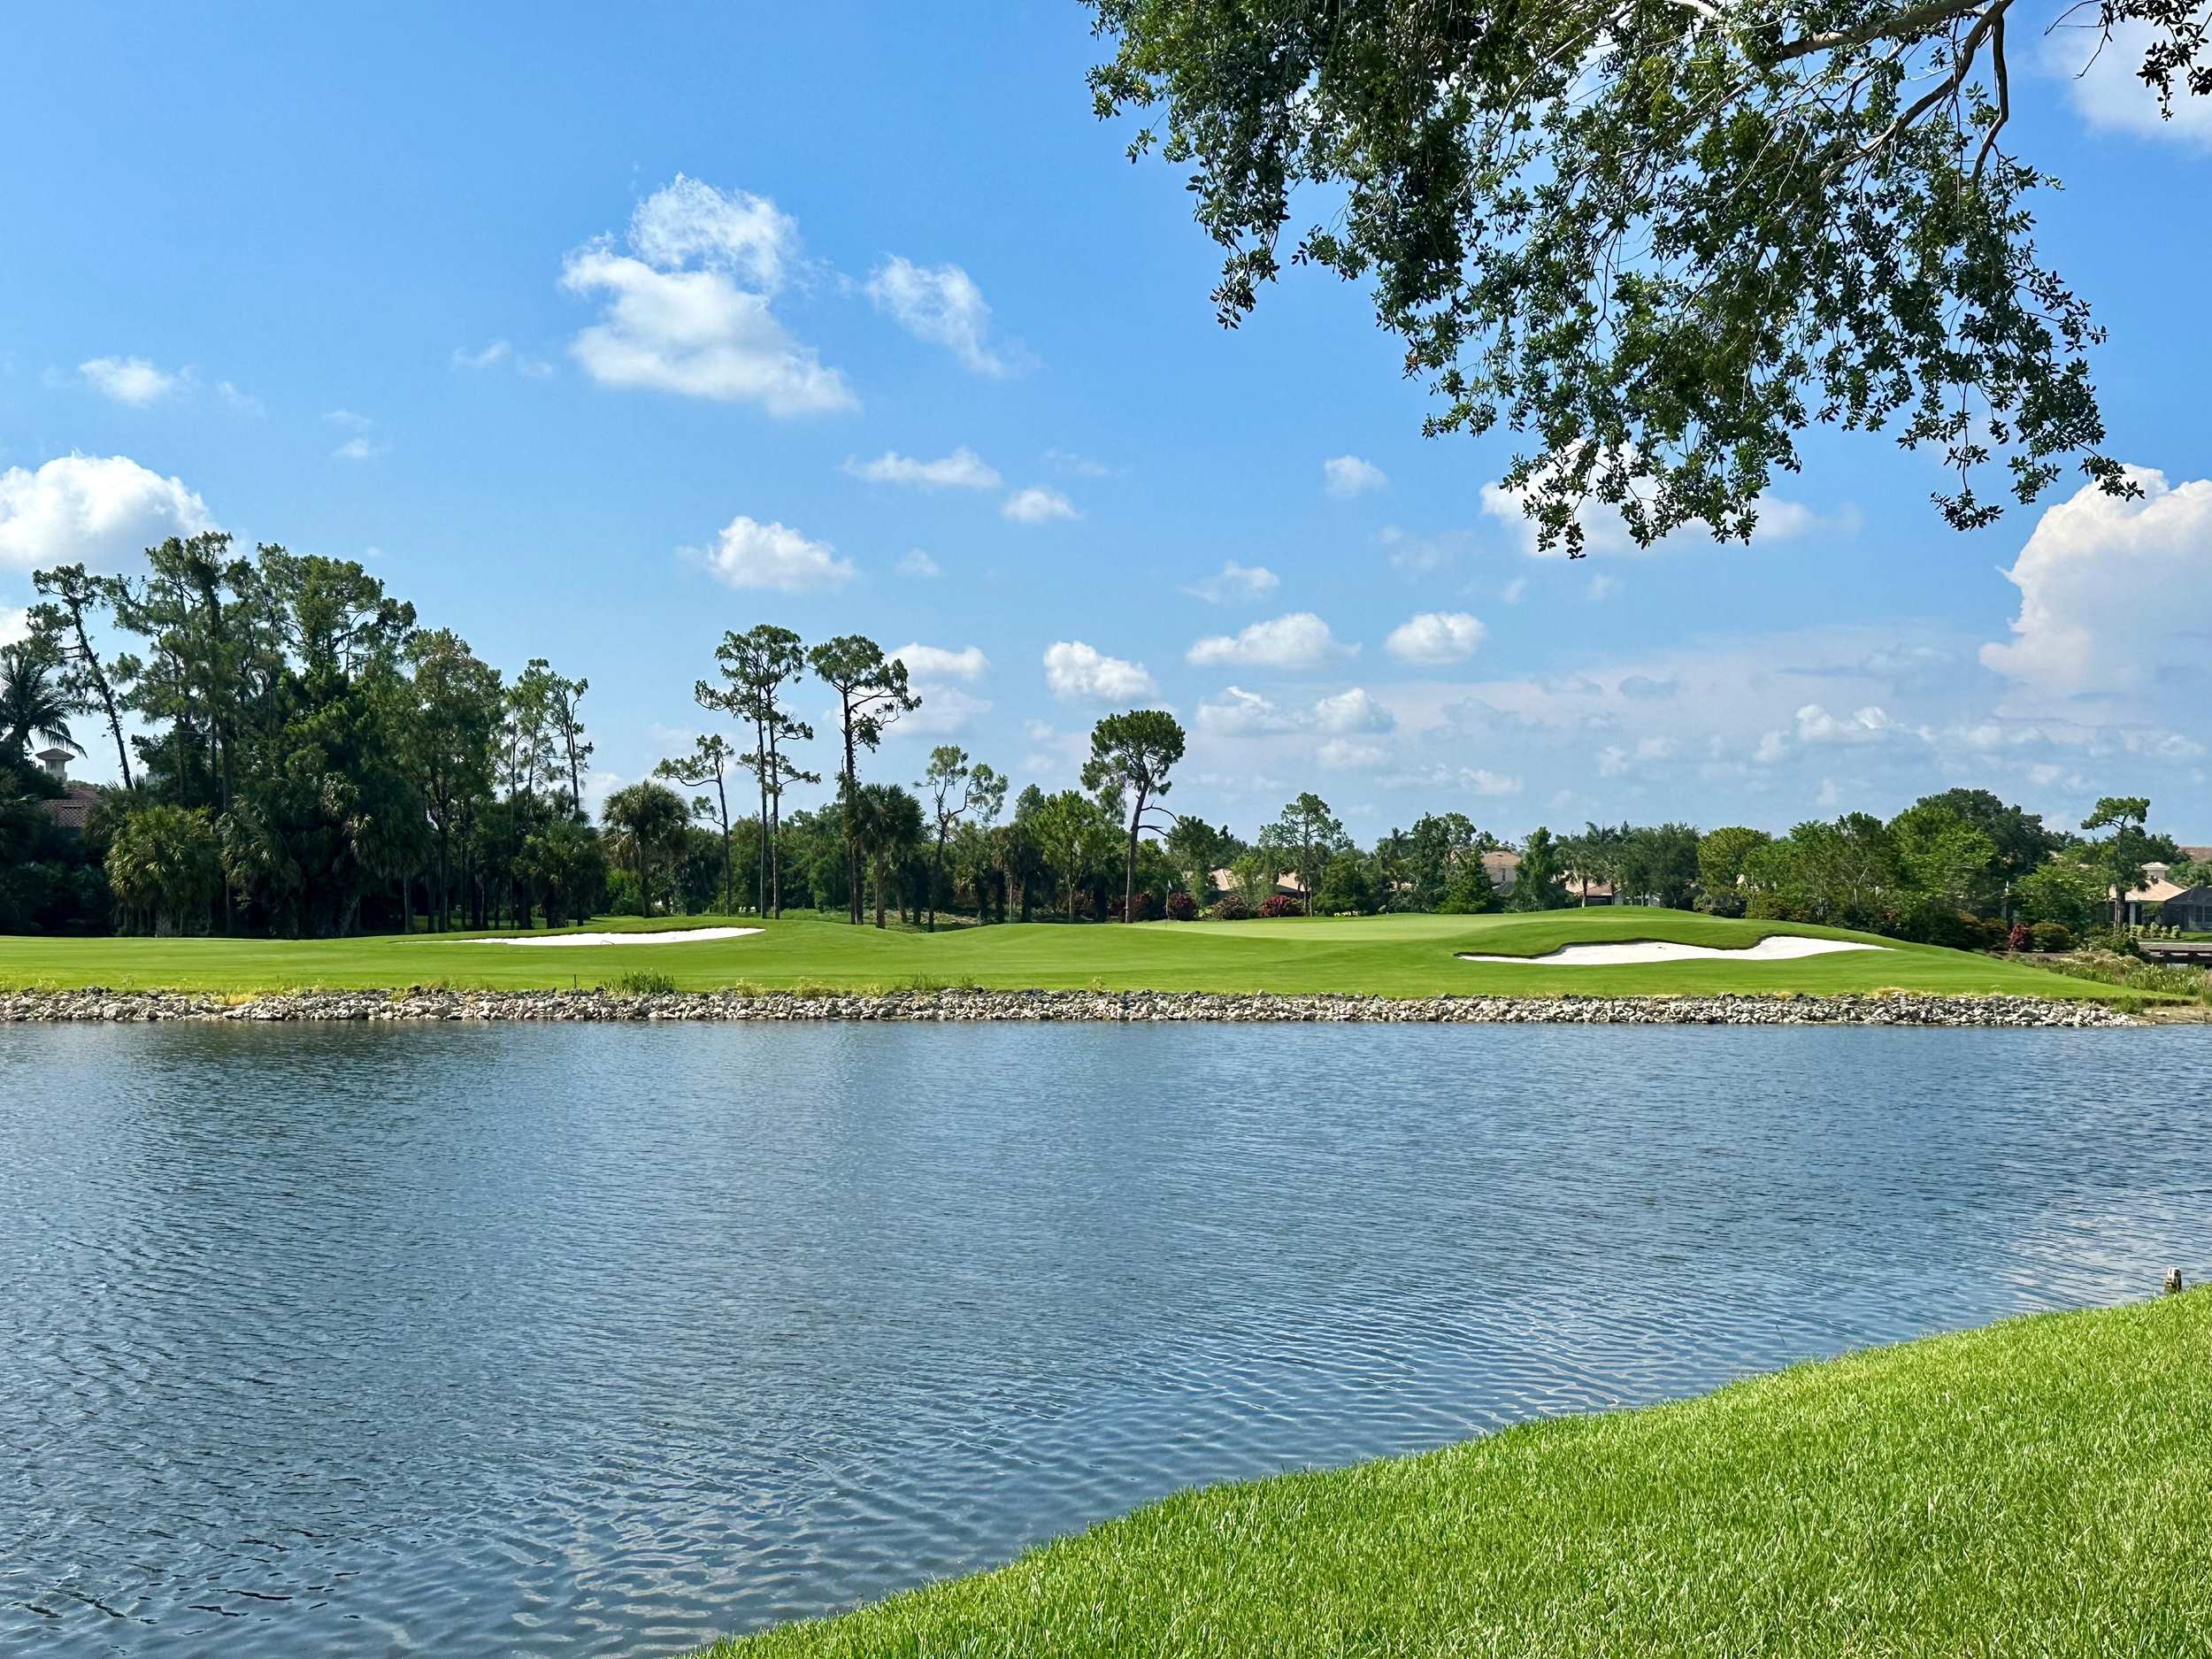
703;1291;2211;1657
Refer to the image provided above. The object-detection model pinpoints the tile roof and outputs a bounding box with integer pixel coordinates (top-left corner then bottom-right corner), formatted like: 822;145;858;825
39;784;103;833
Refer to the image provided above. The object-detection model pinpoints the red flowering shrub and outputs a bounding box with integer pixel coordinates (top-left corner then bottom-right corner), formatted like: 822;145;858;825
1210;896;1251;921
2006;921;2032;953
1121;891;1160;923
1256;894;1302;918
1164;890;1199;921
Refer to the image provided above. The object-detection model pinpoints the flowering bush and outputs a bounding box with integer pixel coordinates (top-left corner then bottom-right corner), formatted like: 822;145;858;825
2007;921;2032;953
2030;920;2073;954
1256;893;1302;918
1121;890;1160;923
1210;895;1251;921
1164;890;1199;922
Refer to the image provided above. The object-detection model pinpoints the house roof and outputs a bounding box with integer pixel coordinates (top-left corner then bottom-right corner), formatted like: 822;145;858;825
2126;878;2189;904
39;783;103;833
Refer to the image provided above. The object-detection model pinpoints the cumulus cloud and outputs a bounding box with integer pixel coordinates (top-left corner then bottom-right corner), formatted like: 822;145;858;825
1002;485;1078;525
1197;684;1394;740
1043;640;1156;701
1323;455;1388;497
891;642;989;680
896;547;941;578
2044;20;2212;147
865;255;1018;376
1384;611;1486;665
1463;768;1523;795
1181;560;1279;604
1187;611;1348;670
1980;467;2212;698
0;454;215;572
1311;687;1394;734
79;356;182;405
562;174;854;416
1480;466;1828;559
843;447;1001;489
691;514;853;592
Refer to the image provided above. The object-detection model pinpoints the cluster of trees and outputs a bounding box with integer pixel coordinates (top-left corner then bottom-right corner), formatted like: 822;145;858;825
9;565;2198;947
4;536;605;935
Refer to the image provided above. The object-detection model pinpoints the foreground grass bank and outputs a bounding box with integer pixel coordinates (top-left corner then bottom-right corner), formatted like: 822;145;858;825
706;1291;2210;1657
0;908;2136;1002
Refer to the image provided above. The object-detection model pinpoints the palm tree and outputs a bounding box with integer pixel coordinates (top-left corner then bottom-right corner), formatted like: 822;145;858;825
0;641;81;764
849;780;925;929
602;780;688;917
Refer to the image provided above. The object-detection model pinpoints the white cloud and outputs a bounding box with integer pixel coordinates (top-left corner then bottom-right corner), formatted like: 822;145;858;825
216;380;264;414
1463;768;1523;796
79;356;182;405
1795;703;1893;743
1182;560;1280;604
891;642;989;681
1501;576;1528;604
1385;611;1486;665
2046;21;2212;147
1323;454;1388;497
0;605;30;646
1195;685;1301;736
1318;737;1389;769
562;175;854;417
844;447;1001;489
1002;485;1078;525
1481;468;1827;559
1311;687;1394;734
1198;683;1394;741
332;436;387;462
692;514;854;592
896;547;941;578
452;340;512;370
0;454;215;572
1046;448;1111;477
1187;611;1348;669
865;255;1017;376
1980;467;2212;698
326;408;373;429
1043;640;1156;701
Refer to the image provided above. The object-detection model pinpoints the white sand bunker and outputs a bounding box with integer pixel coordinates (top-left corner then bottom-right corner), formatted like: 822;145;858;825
467;926;762;948
1459;935;1887;967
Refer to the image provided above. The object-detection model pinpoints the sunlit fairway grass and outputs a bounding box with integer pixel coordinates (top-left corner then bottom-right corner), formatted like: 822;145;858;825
0;907;2142;1000
703;1291;2212;1658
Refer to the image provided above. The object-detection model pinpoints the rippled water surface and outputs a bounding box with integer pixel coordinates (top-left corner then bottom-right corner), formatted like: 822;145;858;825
4;1021;2208;1657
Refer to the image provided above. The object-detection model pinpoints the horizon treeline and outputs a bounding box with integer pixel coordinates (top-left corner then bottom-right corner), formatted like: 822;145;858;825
3;553;2203;943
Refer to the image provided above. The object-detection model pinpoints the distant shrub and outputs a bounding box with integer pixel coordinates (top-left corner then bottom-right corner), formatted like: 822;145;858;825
1210;895;1250;922
2007;921;2032;953
1164;890;1199;922
2029;921;2073;954
1256;894;1302;918
610;970;678;996
1121;891;1160;923
2082;926;2135;957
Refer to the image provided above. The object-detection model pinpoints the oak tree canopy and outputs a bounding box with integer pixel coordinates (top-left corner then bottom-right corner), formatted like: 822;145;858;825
1085;0;2208;551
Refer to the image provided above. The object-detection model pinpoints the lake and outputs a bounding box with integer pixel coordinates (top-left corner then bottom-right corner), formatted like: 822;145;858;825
4;1022;2207;1657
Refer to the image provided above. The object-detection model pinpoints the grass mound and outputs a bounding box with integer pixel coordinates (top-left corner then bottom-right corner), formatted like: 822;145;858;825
703;1290;2210;1656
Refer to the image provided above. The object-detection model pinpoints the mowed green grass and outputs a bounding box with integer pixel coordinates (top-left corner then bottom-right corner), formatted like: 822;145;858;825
0;908;2121;999
704;1292;2212;1659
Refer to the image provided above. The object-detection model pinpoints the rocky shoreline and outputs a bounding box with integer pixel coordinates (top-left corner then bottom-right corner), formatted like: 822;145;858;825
0;987;2141;1027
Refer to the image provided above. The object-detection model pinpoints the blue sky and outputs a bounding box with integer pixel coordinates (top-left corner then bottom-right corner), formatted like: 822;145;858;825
4;3;2208;844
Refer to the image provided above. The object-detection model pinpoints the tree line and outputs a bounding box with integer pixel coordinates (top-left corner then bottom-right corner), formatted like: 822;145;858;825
4;565;2200;944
